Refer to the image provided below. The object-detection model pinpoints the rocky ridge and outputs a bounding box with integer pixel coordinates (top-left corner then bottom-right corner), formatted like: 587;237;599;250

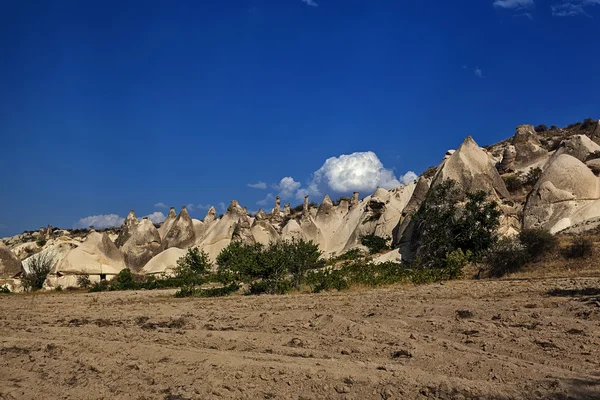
2;120;600;289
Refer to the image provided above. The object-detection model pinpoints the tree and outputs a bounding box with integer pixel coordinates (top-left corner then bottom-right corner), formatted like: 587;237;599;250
175;247;213;282
22;252;54;291
284;239;322;290
453;191;501;261
216;241;264;284
361;235;390;254
411;180;501;270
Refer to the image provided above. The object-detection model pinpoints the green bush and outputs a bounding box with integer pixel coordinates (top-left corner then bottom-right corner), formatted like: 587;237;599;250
564;236;593;259
535;124;548;133
411;181;501;269
22;252;54;291
524;167;543;186
215;239;322;295
88;280;110;293
360;235;390;254
0;285;11;294
503;175;523;192
36;239;47;247
518;228;557;260
581;117;596;130
443;249;471;280
326;248;363;265
486;237;528;277
77;274;91;289
109;269;138;291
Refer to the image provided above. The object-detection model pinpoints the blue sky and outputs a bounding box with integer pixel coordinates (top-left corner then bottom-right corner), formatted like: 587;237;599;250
1;0;599;236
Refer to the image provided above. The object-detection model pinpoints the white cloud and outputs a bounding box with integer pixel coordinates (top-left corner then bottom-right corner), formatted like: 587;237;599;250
304;151;403;197
248;181;267;189
493;0;534;9
76;214;124;229
474;67;483;78
516;12;534;18
154;202;168;209
218;202;226;213
257;193;274;206
195;204;212;210
301;0;318;7
399;171;418;184
552;1;598;17
141;212;166;224
275;177;301;199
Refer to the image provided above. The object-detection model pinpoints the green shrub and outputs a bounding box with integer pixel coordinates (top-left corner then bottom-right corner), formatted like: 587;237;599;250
22;252;54;291
306;268;349;293
174;247;212;286
443;249;471;280
36;239;47;247
326;248;363;265
360;235;390;254
564;236;593;259
518;228;557;260
77;274;91;289
88;280;110;293
486;237;528;277
174;286;196;298
524;167;543;186
535;124;548;133
0;285;11;294
411;181;501;269
503;175;523;192
109;269;138;291
581;117;596;130
283;239;322;290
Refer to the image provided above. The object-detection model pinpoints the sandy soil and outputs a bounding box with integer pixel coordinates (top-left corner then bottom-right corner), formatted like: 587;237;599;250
1;278;599;400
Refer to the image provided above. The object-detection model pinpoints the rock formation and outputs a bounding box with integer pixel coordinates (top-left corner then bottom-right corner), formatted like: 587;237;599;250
120;218;162;271
7;119;600;287
158;207;177;239
0;243;22;278
141;247;187;275
499;145;517;173
115;210;139;248
56;232;126;276
591;119;600;145
162;206;196;250
511;125;548;169
549;134;600;163
523;154;600;232
432;136;510;200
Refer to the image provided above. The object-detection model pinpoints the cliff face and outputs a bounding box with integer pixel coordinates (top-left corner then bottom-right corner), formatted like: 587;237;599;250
3;120;600;284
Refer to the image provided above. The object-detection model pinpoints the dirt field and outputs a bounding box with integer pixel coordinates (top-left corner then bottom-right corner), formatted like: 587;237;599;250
1;278;599;400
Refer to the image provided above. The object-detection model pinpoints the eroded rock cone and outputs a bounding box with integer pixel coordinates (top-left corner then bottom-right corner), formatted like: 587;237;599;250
499;145;517;173
158;207;177;239
511;124;548;169
432;136;510;200
115;210;139;248
0;243;23;278
283;203;291;216
551;135;600;163
162;206;196;250
524;154;600;232
232;215;255;243
204;206;217;223
121;218;162;271
57;232;126;275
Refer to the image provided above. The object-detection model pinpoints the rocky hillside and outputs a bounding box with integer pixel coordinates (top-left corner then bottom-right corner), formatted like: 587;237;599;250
2;119;600;289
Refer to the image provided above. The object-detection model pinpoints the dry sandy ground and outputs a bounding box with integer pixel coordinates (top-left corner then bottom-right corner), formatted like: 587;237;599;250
1;278;599;400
